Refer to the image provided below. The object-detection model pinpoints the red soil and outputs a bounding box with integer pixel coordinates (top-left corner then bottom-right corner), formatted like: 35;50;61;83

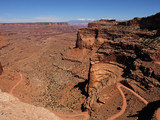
9;72;90;120
8;73;160;120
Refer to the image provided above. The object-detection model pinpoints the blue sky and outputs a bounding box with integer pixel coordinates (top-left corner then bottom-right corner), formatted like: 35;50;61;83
0;0;160;23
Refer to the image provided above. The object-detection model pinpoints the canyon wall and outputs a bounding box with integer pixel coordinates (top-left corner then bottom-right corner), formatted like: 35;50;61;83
72;12;160;112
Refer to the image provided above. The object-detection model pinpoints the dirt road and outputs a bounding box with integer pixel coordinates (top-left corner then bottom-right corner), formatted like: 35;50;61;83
10;73;160;120
51;110;89;120
9;73;23;95
107;83;148;120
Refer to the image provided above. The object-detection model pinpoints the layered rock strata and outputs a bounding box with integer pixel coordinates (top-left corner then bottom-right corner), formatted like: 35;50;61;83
73;12;160;112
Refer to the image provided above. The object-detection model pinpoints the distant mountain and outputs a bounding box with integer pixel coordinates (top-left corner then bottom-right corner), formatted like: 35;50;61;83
68;19;95;23
68;19;95;27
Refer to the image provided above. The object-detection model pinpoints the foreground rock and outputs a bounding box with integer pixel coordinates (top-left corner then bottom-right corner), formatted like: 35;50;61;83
0;89;61;120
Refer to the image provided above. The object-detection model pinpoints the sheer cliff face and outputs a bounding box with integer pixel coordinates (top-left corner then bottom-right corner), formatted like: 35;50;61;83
0;62;3;75
76;20;118;49
74;13;160;112
76;28;106;49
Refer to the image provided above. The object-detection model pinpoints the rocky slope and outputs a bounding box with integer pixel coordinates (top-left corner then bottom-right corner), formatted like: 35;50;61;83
66;12;160;119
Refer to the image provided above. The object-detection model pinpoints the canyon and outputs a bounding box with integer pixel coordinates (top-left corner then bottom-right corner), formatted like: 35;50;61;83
0;12;160;120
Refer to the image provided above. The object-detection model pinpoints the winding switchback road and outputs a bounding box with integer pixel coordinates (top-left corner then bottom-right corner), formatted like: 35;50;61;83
107;83;148;120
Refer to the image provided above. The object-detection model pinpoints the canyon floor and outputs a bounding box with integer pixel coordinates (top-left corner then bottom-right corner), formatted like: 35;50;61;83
0;13;160;120
0;24;90;119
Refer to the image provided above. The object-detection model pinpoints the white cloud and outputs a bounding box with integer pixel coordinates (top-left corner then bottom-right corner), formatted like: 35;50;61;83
101;18;115;20
0;17;60;23
76;18;95;21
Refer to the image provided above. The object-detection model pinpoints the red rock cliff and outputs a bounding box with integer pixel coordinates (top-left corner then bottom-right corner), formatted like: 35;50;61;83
76;12;160;50
119;12;160;31
88;19;118;28
73;12;160;113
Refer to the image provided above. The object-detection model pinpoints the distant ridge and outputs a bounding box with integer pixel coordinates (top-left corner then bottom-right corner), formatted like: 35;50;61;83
0;22;69;26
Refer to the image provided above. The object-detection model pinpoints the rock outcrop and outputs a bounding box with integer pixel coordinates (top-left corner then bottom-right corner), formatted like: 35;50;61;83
0;89;61;120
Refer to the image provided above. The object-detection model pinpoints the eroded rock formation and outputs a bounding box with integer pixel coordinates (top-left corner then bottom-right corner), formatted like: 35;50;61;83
72;12;160;113
87;63;123;92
